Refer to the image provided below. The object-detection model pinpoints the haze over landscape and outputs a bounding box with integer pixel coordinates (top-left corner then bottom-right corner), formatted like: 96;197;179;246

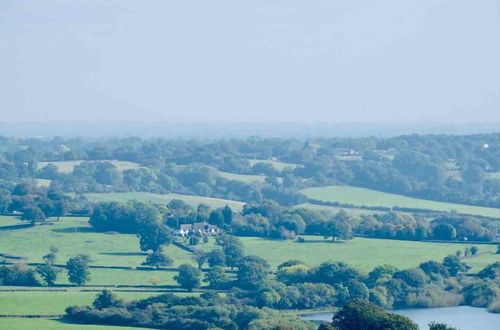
1;0;499;124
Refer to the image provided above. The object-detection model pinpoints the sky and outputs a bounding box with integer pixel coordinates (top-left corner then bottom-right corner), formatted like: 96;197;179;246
1;0;499;124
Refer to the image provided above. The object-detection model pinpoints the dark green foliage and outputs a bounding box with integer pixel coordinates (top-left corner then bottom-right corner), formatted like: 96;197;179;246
332;299;418;330
174;264;202;291
0;264;43;286
428;322;459;330
443;255;471;276
393;269;427;288
92;290;123;310
207;249;226;267
66;254;91;285
36;263;60;286
204;266;229;289
237;255;271;289
478;262;500;279
142;251;173;269
21;206;46;223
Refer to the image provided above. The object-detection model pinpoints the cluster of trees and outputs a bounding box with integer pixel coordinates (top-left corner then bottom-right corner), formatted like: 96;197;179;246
65;291;314;330
0;248;92;287
2;133;499;210
0;183;75;223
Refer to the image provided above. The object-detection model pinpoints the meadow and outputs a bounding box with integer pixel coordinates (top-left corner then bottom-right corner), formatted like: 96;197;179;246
238;236;498;272
216;170;266;183
0;318;148;330
248;159;298;171
37;160;143;173
302;185;500;218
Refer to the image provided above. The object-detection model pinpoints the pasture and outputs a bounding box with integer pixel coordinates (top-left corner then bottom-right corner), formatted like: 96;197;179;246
248;159;298;171
216;170;266;183
296;203;384;216
238;236;498;272
81;192;245;211
37;160;142;173
0;318;148;330
302;185;500;218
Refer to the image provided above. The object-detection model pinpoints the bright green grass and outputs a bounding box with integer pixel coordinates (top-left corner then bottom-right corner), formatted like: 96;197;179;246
490;172;500;179
35;178;52;187
0;215;22;227
239;236;498;272
37;160;142;174
0;217;193;268
55;268;179;286
0;291;159;315
335;155;363;161
248;159;298;171
296;203;384;216
82;192;244;211
302;185;500;218
462;252;500;272
0;318;147;330
216;170;266;183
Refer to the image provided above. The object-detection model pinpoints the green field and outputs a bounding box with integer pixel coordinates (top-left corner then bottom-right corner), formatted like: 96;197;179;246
0;291;159;316
37;160;142;173
216;170;266;183
0;318;148;330
0;217;193;270
302;185;500;218
248;159;298;171
81;192;245;211
296;203;384;216
0;215;24;227
35;178;52;187
490;172;500;179
239;236;498;272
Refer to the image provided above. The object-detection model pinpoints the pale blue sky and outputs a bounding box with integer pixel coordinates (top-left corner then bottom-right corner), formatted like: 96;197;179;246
1;0;499;123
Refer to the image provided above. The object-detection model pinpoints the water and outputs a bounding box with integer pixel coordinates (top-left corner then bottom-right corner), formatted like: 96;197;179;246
301;306;500;330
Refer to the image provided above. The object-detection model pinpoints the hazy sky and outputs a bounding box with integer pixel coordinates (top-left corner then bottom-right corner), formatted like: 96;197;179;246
1;0;499;123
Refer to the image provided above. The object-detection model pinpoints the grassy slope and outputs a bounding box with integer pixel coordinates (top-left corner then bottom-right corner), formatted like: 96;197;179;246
239;236;498;272
0;215;23;227
0;217;194;286
0;318;148;330
248;159;298;171
82;192;244;211
302;185;500;218
296;203;384;216
0;291;159;316
37;160;142;173
216;170;266;183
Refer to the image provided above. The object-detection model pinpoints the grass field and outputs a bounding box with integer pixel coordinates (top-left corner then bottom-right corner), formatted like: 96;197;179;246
302;185;500;218
248;159;298;171
490;172;500;179
239;236;498;272
0;215;23;227
216;170;266;183
296;203;384;216
0;318;148;330
35;178;52;187
0;291;159;315
81;192;245;211
0;217;192;269
37;160;142;173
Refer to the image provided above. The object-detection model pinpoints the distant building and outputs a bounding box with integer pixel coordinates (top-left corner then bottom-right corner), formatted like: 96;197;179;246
174;222;222;237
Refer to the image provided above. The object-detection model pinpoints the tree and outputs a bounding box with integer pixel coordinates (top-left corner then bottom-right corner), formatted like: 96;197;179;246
137;222;172;252
219;235;245;269
174;264;201;291
43;246;59;265
207;249;226;268
432;224;457;240
192;250;208;269
222;205;233;225
66;254;91;285
443;255;470;276
142;251;173;269
236;255;270;289
429;322;459;330
208;209;224;227
332;299;418;330
21;206;46;224
204;266;229;289
92;289;123;310
470;246;479;255
36;264;60;286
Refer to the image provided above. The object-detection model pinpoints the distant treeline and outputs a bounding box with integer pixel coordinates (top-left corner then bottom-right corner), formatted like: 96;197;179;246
0;133;499;209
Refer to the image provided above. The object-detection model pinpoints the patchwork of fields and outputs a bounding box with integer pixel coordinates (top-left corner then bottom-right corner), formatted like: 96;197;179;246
37;160;143;173
303;185;500;218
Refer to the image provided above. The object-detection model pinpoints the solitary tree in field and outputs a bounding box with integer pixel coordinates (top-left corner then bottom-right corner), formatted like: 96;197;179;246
174;264;201;291
43;246;59;265
66;254;91;285
142;250;173;269
21;206;46;224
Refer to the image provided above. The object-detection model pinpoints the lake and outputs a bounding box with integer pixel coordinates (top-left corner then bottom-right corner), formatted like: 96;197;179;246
301;306;500;330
